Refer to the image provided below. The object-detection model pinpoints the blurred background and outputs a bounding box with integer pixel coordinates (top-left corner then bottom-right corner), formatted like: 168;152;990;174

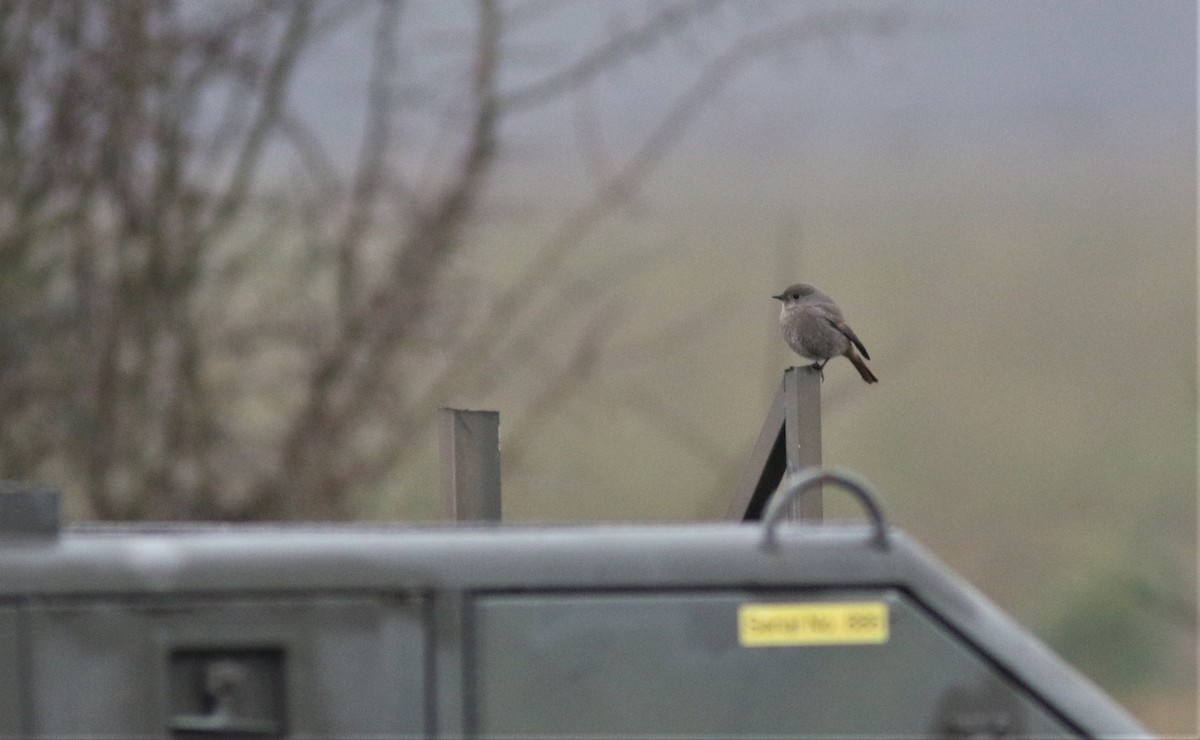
0;0;1194;732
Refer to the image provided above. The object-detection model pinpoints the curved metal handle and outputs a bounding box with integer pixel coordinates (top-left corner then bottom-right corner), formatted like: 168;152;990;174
760;467;890;551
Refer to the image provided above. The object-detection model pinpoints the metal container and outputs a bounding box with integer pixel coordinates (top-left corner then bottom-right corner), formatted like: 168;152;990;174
0;481;1148;738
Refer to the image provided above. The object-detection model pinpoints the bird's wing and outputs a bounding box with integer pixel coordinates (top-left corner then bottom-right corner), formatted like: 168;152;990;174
805;303;843;323
833;320;871;360
807;300;871;360
808;307;870;360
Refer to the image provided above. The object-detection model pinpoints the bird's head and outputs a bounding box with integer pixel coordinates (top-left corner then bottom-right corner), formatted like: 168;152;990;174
772;283;818;305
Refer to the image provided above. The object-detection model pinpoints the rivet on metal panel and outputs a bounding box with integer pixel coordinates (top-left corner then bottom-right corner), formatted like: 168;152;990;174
760;467;889;551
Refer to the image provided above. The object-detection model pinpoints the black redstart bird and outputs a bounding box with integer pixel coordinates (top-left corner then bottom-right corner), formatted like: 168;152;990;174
773;283;878;383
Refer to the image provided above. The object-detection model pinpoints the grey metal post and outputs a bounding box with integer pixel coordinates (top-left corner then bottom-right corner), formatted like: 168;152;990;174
0;482;60;537
439;408;501;522
784;366;822;521
725;366;822;522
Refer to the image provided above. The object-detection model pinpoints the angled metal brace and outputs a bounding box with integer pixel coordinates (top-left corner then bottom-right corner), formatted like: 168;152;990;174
724;366;822;522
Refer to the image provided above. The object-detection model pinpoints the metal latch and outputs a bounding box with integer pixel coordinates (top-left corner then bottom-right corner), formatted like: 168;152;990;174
932;679;1027;738
169;648;286;737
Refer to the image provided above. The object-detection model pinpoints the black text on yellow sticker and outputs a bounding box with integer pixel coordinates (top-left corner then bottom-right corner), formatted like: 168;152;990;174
738;601;889;646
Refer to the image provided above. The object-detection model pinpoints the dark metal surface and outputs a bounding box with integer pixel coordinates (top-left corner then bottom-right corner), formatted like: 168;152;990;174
0;522;1151;738
25;595;423;738
470;589;1073;737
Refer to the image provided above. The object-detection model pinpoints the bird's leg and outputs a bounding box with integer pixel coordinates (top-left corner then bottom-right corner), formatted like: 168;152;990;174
808;360;826;381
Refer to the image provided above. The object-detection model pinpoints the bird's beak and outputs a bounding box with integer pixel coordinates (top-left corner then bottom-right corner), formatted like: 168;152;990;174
771;293;784;301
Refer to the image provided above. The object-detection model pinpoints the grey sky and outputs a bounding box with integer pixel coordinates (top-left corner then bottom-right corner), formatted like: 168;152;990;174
289;0;1195;170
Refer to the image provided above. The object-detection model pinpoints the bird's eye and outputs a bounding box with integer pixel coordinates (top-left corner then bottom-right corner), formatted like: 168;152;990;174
790;293;798;299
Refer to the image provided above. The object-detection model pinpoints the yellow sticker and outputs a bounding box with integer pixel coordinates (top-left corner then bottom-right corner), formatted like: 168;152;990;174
738;601;889;646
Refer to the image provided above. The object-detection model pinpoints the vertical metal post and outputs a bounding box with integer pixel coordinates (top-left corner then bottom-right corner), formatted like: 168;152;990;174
783;367;822;521
725;366;822;522
439;408;501;522
0;482;60;538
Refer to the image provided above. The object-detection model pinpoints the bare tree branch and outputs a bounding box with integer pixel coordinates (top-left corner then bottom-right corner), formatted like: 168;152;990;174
0;1;904;522
206;1;315;235
332;0;405;323
241;0;502;519
403;5;905;432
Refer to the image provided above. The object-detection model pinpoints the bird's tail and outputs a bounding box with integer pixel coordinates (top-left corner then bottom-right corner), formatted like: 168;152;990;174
846;349;878;384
